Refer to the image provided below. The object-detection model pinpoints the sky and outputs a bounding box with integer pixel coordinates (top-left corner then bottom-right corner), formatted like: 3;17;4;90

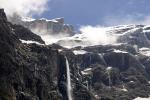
1;0;150;45
41;0;150;27
1;0;150;27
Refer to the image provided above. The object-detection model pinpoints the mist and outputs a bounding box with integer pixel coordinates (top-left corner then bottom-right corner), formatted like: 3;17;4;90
54;25;119;48
0;0;49;17
29;26;71;45
79;25;118;45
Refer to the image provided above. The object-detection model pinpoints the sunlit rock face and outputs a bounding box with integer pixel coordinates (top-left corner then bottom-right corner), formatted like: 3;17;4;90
8;15;76;36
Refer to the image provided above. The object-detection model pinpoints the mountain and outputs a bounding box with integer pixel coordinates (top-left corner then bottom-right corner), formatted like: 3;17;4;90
56;25;150;48
1;8;150;100
0;9;94;100
8;14;76;44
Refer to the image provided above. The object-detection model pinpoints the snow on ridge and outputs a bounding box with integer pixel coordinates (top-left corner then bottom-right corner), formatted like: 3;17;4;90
139;47;150;56
21;16;64;23
143;25;150;32
20;39;44;45
38;18;59;23
81;68;92;75
133;97;150;100
143;25;150;30
21;17;36;22
143;30;150;33
73;50;88;55
57;24;142;48
84;68;92;72
106;67;112;71
121;88;128;92
113;49;128;53
121;85;128;92
109;24;136;30
130;81;134;83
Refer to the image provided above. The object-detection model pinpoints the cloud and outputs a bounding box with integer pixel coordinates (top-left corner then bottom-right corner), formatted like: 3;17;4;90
103;14;150;26
0;0;50;17
55;25;118;48
31;27;70;45
79;25;118;45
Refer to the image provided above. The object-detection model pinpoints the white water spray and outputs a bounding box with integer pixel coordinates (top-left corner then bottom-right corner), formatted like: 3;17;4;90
65;57;73;100
106;67;112;88
99;53;107;66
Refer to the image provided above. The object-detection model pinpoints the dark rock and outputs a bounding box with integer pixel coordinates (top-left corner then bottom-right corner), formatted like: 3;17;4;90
0;9;7;22
11;24;45;44
0;9;94;100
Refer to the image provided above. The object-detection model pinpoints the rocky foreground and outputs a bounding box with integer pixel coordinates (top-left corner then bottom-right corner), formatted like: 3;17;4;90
1;9;150;100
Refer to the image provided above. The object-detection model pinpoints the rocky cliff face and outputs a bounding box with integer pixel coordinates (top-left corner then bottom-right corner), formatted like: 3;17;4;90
0;9;94;100
0;9;61;100
55;24;150;99
9;15;76;36
1;8;150;100
62;44;150;100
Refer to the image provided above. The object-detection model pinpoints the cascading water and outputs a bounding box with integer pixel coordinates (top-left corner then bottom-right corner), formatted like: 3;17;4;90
99;53;107;66
85;80;89;90
65;57;73;100
106;67;112;88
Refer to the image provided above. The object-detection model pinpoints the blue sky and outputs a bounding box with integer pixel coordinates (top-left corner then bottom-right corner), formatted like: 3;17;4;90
1;0;149;27
37;0;150;27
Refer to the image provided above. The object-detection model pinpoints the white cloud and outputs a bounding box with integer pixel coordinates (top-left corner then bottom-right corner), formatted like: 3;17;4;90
55;26;119;48
0;0;50;17
103;14;150;26
79;25;118;45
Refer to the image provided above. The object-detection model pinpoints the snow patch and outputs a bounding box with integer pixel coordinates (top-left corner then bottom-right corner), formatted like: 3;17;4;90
58;49;62;52
130;81;134;83
81;68;92;75
133;97;150;100
143;30;150;33
106;67;112;71
73;50;87;55
121;85;128;92
121;88;128;92
38;18;59;23
21;17;35;22
113;49;128;53
121;27;141;36
143;25;150;30
20;39;44;45
139;47;150;56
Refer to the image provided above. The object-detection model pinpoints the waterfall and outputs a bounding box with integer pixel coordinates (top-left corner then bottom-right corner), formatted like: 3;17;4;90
99;53;107;66
106;67;112;88
133;45;138;52
65;57;73;100
85;80;89;90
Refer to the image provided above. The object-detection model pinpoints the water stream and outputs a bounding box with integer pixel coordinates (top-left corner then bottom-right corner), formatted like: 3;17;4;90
106;67;112;88
99;53;107;66
65;57;73;100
